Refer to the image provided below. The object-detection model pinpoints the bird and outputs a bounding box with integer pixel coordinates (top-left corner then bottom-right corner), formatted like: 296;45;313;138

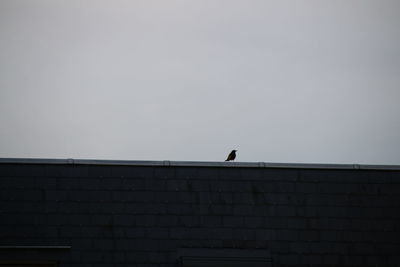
225;150;237;161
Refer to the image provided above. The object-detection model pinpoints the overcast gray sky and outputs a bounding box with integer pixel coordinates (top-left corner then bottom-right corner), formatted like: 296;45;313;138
1;0;399;164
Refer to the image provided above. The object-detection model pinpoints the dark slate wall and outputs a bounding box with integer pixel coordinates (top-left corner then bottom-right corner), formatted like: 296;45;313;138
0;162;400;267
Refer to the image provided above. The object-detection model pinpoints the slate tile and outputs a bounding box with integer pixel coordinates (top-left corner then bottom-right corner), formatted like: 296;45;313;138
290;241;310;254
156;215;178;227
262;169;298;181
167;203;194;215
113;214;137;226
323;254;341;265
101;177;123;190
169;228;188;239
276;229;297;241
1;177;36;189
212;227;235;239
218;168;242;180
76;177;102;190
1;164;45;177
200;215;222;227
255;229;276;241
295;182;317;193
1;189;43;201
278;253;300;265
156;191;180;203
233;193;255;204
121;178;145;191
154;167;175;179
147;228;169;239
87;165;113;178
275;205;296;217
177;215;200;227
303;254;322;265
146;179;166;191
223;216;244;227
35;176;57;189
92;238;115;250
196;167;218;179
244;216;264;228
59;226;82;237
220;192;234;204
133;191;155;203
69;238;93;249
240;168;262;179
167;179;183;191
81;251;103;262
115;166;154;178
210;204;234;215
125;227;147;238
233;205;253;216
197;192;213;203
175;167;198;179
286;218;308;229
178;192;198;204
231;181;253;192
191;180;210;191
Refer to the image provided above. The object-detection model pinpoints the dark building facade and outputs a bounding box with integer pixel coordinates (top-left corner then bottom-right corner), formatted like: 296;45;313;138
0;158;400;267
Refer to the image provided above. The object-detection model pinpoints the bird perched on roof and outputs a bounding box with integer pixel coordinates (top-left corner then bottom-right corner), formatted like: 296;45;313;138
225;150;237;161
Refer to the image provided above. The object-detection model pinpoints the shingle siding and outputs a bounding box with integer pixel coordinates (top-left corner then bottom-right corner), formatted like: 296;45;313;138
0;162;400;266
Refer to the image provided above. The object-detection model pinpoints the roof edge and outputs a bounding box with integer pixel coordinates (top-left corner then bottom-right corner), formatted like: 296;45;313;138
0;158;399;170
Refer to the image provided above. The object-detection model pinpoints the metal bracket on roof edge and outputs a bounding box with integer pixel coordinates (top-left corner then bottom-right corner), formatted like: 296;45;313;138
67;158;75;164
353;164;360;169
258;162;266;168
163;160;171;166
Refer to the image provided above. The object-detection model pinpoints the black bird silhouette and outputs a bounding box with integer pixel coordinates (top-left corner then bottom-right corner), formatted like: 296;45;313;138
225;150;237;161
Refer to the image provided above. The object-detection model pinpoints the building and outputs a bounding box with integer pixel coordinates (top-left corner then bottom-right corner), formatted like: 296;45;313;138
1;158;399;267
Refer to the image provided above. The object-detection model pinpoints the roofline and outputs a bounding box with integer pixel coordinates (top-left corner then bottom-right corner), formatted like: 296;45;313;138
0;158;399;170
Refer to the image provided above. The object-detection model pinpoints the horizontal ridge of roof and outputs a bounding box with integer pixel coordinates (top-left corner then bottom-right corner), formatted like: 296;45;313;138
0;158;399;170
